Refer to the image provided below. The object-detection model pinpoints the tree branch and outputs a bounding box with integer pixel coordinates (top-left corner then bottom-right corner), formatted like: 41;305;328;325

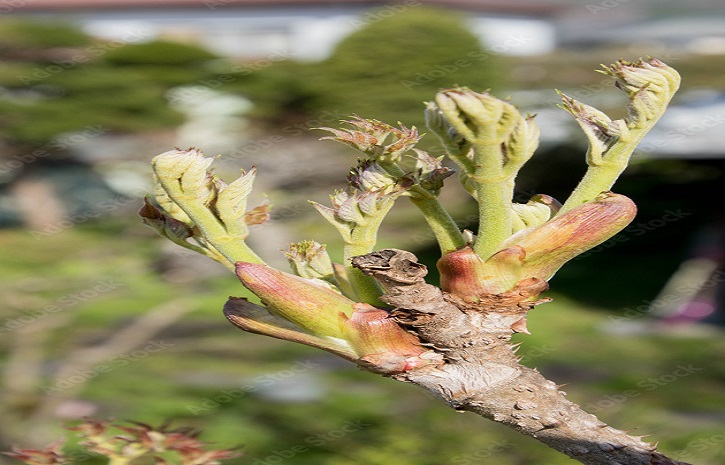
351;249;691;465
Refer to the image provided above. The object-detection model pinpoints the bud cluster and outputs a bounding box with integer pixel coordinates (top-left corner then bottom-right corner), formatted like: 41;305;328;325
142;58;679;366
5;419;241;465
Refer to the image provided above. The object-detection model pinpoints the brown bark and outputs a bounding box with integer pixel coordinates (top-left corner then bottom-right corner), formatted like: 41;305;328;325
350;249;691;465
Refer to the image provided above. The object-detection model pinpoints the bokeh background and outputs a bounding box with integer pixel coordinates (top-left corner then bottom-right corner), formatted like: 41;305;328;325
0;0;724;464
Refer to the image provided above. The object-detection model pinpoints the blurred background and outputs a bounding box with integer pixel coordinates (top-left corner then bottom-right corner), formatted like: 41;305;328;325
0;0;723;464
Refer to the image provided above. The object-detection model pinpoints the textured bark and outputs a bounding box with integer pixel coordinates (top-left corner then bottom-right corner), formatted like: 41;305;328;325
350;249;691;465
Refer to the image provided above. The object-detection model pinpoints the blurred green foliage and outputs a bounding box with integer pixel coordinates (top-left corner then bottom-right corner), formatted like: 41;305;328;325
0;20;90;54
0;21;221;146
0;14;722;465
0;224;722;465
222;7;499;137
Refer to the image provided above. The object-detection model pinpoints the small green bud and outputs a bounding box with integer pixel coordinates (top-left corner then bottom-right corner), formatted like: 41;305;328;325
149;148;265;266
285;241;335;280
347;159;398;193
511;194;561;232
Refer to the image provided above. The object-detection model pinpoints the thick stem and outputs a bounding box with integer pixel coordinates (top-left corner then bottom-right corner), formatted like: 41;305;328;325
351;249;691;465
471;140;514;259
561;115;665;214
560;138;638;214
343;240;385;306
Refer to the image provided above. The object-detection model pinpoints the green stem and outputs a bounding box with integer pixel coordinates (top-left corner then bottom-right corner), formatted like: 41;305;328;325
344;239;386;306
157;181;266;267
446;149;476;174
560;124;651;214
379;161;465;254
471;142;513;260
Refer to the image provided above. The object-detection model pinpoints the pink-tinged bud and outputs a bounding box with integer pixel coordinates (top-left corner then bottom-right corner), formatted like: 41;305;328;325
438;193;636;299
437;245;524;300
4;443;66;465
224;297;357;361
139;197;194;242
319;116;422;163
342;303;434;374
235;262;356;339
503;192;637;282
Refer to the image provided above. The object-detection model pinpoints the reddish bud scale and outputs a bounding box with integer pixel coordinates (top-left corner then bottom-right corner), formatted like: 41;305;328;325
438;246;501;299
504;192;637;281
438;193;637;299
343;303;428;373
344;303;425;356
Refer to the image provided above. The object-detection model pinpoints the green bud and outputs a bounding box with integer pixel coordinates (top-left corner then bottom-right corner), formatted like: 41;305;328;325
425;100;473;168
150;148;264;266
511;194;561;233
601;57;681;126
439;193;636;298
285;241;335;280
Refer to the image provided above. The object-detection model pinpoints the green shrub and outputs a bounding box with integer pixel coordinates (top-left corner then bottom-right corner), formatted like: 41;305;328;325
0;20;90;56
103;40;219;66
231;7;501;138
0;22;221;145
